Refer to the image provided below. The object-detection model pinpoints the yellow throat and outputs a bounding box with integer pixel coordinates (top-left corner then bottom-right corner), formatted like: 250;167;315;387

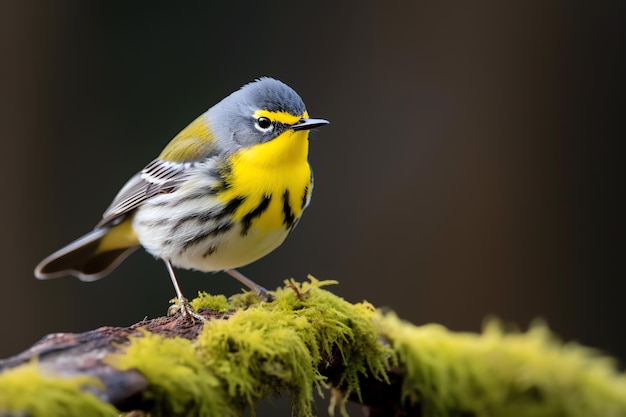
220;122;312;233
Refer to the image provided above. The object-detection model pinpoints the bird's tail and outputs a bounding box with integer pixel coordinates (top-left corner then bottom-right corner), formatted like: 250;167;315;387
35;217;140;282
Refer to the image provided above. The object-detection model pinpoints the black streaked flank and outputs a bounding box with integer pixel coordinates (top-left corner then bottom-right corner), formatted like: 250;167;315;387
174;185;222;204
180;222;233;253
168;194;244;233
240;195;272;236
202;245;218;258
301;185;309;209
171;210;214;233
214;196;246;221
215;163;233;191
282;190;295;229
145;200;172;208
138;218;171;229
208;183;226;194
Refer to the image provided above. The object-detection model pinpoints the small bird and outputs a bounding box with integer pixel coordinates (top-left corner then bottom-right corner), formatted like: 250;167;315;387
35;77;328;320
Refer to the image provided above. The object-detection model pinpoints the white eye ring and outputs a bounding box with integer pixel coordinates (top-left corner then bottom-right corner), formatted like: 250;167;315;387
255;117;273;132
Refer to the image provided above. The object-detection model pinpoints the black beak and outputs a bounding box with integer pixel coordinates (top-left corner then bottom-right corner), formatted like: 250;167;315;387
291;117;330;131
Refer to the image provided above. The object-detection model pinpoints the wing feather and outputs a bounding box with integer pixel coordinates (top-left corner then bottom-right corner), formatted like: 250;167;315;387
96;159;193;228
95;114;219;229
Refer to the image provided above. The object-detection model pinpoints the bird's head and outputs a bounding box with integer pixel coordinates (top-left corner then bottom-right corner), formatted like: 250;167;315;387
159;77;328;164
209;77;328;155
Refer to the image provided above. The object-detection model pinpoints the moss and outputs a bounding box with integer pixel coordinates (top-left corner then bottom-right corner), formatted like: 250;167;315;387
5;280;626;417
108;277;392;417
375;312;626;417
105;329;232;417
0;361;117;417
189;291;231;313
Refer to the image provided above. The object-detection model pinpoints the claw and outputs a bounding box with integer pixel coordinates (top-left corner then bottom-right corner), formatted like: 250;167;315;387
168;297;205;322
164;260;205;322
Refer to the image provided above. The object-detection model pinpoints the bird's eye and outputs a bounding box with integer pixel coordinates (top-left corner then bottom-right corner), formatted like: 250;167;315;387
255;117;273;132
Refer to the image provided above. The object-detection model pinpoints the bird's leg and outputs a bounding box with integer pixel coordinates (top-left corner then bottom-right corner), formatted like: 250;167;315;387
165;260;205;322
225;269;272;301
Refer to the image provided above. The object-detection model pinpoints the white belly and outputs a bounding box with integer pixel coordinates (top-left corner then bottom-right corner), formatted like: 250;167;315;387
132;197;291;272
172;223;289;272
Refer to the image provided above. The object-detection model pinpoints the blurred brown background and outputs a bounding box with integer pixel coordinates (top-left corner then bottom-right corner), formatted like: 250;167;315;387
1;0;625;412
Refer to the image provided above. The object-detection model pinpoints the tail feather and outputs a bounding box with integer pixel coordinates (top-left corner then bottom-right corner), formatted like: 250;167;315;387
35;227;139;282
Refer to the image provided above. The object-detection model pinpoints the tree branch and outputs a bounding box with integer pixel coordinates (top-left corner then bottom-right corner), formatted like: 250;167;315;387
1;278;625;417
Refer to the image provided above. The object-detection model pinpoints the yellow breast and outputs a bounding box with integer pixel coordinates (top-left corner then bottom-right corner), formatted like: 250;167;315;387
218;129;312;233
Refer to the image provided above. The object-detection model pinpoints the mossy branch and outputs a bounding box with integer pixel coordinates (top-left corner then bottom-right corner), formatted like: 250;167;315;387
1;277;626;417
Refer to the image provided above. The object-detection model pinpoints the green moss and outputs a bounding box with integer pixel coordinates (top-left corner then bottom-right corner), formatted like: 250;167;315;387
108;277;392;417
197;277;392;415
105;329;233;417
189;291;231;313
376;312;626;417
6;280;626;417
0;361;117;417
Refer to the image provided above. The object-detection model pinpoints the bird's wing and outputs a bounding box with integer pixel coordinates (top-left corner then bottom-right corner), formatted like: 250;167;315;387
158;113;218;162
95;159;193;228
96;114;219;228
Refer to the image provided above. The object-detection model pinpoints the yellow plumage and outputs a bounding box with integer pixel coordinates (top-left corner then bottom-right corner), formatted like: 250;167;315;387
159;114;216;162
96;216;138;253
223;126;312;231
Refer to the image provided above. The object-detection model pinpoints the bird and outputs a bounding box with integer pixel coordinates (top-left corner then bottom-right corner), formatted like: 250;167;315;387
35;77;329;320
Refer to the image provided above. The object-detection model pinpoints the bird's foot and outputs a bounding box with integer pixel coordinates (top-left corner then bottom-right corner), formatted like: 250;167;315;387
167;297;205;322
